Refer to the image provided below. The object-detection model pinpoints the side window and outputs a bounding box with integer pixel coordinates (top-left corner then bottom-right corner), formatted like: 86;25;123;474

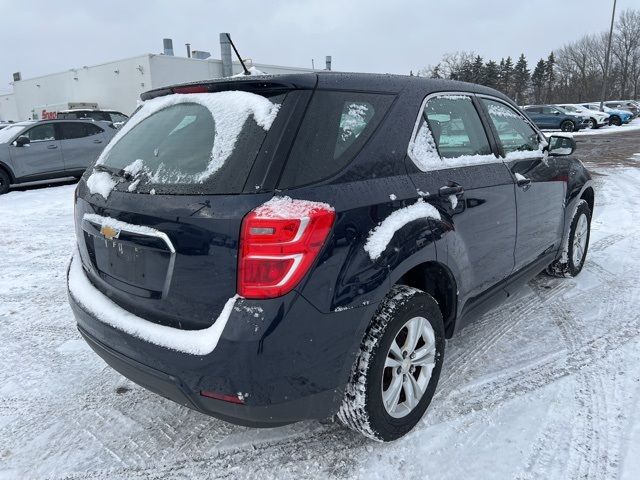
482;99;541;155
23;124;56;142
278;91;394;188
60;122;88;140
408;94;492;171
85;124;104;136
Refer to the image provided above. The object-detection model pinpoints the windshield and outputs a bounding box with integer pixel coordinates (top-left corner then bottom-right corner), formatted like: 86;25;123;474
97;90;284;194
0;125;25;144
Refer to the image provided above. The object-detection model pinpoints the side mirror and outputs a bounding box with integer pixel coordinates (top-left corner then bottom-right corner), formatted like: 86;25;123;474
14;136;30;147
553;111;560;115
547;135;576;156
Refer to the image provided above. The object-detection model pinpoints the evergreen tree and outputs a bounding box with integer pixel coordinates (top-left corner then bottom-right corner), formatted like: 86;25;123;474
499;56;514;96
513;54;530;104
531;59;547;104
483;60;500;89
545;52;556;102
471;55;485;84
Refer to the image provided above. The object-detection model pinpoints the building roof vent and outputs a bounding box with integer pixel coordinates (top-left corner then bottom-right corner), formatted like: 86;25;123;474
163;38;174;56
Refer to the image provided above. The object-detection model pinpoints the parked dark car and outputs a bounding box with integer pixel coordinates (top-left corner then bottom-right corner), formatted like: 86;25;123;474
604;100;639;117
522;105;589;131
0;119;116;194
67;73;594;441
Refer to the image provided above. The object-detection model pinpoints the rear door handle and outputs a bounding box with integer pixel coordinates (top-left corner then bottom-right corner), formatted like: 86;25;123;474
93;139;103;144
439;185;464;196
47;144;58;149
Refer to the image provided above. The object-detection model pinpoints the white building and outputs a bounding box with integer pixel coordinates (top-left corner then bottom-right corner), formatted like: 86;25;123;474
1;36;320;122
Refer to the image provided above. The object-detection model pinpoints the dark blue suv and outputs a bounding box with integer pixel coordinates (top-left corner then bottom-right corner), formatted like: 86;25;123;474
68;73;594;441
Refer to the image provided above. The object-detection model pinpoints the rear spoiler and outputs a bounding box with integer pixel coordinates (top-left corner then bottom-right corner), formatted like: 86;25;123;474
141;74;318;101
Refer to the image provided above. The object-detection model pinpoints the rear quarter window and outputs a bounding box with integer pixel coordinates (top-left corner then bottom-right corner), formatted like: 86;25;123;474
278;91;394;188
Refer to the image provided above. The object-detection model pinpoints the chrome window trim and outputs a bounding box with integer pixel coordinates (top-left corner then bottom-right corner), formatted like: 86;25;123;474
406;91;501;171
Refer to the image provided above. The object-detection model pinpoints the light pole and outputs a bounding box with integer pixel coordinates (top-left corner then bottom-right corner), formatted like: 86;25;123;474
600;0;617;111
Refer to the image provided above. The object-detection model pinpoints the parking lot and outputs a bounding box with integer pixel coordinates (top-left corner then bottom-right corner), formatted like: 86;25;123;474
0;122;638;479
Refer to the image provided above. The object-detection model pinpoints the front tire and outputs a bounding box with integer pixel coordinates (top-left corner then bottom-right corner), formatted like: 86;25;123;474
610;115;622;126
338;285;445;441
547;200;591;277
589;118;599;129
560;120;576;132
0;169;10;195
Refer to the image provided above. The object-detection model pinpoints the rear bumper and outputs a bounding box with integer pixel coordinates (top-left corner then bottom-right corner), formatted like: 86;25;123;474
68;262;373;427
76;323;336;427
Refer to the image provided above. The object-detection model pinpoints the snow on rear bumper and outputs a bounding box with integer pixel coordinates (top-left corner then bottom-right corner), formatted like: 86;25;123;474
66;253;364;425
67;252;238;356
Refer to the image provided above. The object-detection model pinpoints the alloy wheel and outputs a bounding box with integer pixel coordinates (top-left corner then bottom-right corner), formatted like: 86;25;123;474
381;316;436;418
572;213;589;266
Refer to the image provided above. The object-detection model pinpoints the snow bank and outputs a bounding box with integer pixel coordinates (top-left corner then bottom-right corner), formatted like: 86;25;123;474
252;196;334;219
86;171;118;200
67;252;238;355
95;91;281;186
364;199;441;260
408;122;498;171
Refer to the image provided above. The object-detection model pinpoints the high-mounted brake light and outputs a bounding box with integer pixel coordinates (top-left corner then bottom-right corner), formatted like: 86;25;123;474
172;85;209;94
238;198;335;299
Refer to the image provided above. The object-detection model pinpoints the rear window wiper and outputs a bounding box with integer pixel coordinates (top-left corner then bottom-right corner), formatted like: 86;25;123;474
94;164;134;180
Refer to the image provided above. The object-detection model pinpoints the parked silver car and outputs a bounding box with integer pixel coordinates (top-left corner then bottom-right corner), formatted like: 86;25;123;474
0;119;116;194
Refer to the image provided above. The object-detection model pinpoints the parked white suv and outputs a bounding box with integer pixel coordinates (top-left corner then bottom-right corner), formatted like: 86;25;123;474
556;104;609;129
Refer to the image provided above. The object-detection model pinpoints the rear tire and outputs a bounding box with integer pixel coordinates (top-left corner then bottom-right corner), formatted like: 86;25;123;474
0;169;10;195
560;120;575;132
338;285;445;442
547;200;591;277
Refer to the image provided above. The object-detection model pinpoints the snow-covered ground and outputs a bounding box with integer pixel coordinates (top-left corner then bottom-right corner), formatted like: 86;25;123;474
1;161;640;479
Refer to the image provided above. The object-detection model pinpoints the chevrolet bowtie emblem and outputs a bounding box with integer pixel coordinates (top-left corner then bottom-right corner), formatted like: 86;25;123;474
100;225;120;240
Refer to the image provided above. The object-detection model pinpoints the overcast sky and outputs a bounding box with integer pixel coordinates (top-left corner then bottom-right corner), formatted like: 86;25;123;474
0;0;634;93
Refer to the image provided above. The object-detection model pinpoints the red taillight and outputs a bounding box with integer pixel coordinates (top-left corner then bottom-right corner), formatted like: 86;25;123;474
200;390;244;404
238;198;335;299
172;85;209;94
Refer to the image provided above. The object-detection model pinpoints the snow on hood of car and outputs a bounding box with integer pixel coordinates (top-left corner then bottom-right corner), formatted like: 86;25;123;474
364;199;441;261
68;251;239;356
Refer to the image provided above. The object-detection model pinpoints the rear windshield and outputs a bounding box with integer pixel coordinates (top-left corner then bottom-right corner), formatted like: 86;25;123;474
278;90;394;188
97;91;284;194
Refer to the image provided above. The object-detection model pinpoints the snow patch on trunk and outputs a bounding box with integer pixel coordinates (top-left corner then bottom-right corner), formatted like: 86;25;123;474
364;199;441;260
68;252;238;355
86;171;118;200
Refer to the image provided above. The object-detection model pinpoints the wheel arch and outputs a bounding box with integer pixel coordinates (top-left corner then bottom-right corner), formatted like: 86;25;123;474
393;261;458;338
580;186;595;215
0;161;15;183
